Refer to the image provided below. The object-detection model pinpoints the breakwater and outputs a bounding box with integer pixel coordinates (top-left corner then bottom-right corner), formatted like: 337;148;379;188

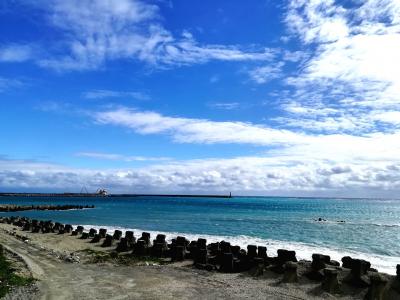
0;193;232;198
1;216;400;299
0;204;94;212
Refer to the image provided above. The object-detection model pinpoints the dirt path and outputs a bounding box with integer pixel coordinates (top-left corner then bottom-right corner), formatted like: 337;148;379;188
0;227;336;300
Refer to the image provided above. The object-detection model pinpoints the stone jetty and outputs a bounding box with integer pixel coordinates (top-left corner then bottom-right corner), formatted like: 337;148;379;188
1;215;399;299
0;204;95;212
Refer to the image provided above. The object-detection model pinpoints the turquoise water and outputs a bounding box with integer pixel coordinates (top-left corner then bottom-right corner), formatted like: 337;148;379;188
1;196;399;274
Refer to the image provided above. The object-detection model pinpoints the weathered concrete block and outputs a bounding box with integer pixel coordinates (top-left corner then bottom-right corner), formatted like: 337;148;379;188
307;253;331;281
113;230;122;240
99;228;107;238
88;228;97;237
343;258;371;288
194;248;208;265
282;261;298;283
80;232;89;239
171;245;185;261
321;268;340;294
197;238;207;249
90;234;101;243
247;245;257;259
101;234;113;247
76;226;84;234
64;224;73;233
257;246;267;259
134;240;147;256
116;237;130;252
365;273;388;300
220;253;234;273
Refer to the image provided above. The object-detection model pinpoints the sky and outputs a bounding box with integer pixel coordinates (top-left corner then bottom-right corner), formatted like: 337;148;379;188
1;0;400;197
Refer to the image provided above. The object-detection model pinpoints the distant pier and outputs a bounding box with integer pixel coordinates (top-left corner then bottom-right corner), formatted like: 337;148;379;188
0;193;232;198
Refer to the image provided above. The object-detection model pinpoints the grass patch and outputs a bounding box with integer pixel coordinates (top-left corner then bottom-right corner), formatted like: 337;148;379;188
0;245;35;298
79;249;170;265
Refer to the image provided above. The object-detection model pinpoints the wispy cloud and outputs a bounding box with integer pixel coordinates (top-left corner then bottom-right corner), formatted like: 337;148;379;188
248;62;284;84
83;89;150;101
76;152;170;162
0;44;33;62
31;0;276;71
92;107;400;166
0;77;23;93
274;0;400;134
208;102;240;110
94;107;306;146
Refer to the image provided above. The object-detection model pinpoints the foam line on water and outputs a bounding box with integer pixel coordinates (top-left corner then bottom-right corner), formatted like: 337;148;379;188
76;224;399;275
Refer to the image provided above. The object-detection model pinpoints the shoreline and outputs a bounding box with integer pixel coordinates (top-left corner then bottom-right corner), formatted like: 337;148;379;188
0;216;399;299
76;223;399;276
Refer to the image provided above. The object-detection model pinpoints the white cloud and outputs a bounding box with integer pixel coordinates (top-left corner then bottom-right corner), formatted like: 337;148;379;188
1;155;400;197
208;102;240;110
0;44;33;62
94;107;307;146
277;0;400;134
33;0;276;70
0;77;23;93
248;62;284;84
76;152;170;162
83;89;150;101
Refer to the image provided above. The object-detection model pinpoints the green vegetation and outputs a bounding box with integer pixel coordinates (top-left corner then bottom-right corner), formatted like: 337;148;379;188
80;249;170;265
0;245;35;298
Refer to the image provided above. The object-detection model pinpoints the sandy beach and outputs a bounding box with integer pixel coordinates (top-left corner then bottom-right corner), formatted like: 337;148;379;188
0;220;399;300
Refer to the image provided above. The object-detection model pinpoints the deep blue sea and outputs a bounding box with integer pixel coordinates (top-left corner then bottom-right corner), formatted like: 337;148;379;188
1;196;399;274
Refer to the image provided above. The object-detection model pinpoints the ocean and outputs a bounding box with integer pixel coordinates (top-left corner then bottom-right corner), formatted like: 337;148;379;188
1;196;399;274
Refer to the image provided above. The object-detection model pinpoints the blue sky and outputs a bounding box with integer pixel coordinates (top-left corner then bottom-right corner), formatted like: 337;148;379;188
1;0;400;196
